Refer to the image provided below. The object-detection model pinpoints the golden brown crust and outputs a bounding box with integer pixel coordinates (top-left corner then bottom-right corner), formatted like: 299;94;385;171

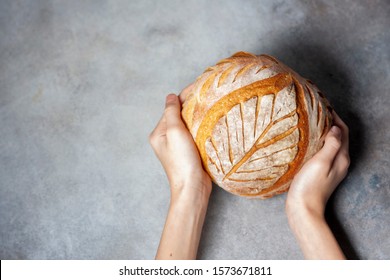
181;52;332;198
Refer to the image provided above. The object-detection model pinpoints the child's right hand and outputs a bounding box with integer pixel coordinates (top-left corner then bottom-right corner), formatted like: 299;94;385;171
286;111;350;216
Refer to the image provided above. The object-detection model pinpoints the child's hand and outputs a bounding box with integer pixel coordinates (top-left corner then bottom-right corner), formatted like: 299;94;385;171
149;88;212;202
285;111;349;259
286;111;350;216
151;86;212;259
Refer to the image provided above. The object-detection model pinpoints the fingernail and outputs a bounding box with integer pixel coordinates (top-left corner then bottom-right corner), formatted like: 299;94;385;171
330;126;341;138
166;94;177;103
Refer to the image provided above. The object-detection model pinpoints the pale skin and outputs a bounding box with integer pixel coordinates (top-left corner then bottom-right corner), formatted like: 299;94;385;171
149;85;350;260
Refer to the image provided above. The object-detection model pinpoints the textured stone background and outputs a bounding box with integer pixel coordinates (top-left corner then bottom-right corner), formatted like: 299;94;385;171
0;0;389;259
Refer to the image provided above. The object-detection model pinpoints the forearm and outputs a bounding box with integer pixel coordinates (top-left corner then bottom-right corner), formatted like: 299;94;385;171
155;189;210;260
287;206;345;260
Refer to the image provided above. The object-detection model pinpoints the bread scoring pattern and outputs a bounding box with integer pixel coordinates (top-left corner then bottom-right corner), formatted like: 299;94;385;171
206;84;298;188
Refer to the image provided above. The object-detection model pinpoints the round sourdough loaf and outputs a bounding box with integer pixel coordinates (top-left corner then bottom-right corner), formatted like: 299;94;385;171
181;52;332;198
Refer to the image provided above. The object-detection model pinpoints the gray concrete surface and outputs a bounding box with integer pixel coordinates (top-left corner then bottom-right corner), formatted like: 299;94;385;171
0;0;389;259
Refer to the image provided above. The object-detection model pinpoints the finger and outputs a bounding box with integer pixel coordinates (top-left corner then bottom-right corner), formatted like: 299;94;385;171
314;125;342;164
331;112;350;173
165;94;184;129
333;150;350;177
332;111;349;153
179;83;194;104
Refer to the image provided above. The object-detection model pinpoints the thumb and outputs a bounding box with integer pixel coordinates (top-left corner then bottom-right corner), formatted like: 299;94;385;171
315;126;342;163
164;94;183;128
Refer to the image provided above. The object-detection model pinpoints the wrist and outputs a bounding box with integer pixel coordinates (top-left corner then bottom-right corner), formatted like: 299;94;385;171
286;192;326;219
286;203;345;259
170;179;211;209
158;180;210;260
286;201;325;230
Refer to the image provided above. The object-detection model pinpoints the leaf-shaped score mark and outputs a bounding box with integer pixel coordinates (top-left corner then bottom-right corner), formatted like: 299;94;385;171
205;84;299;189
